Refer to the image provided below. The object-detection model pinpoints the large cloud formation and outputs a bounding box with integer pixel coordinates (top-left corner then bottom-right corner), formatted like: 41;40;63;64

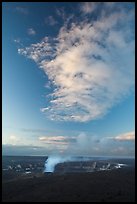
18;3;135;122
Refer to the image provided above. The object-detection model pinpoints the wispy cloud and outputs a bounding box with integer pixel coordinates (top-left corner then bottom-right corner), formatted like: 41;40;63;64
15;6;29;15
112;131;135;141
18;3;135;122
80;2;97;14
56;7;66;20
13;38;21;43
21;128;47;133
27;28;36;36
45;81;52;89
9;135;18;145
13;38;24;47
39;136;76;145
45;16;58;26
38;135;76;153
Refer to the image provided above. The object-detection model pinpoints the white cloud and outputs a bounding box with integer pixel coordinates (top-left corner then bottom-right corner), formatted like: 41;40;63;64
13;38;24;47
27;28;36;36
10;135;16;141
9;135;18;145
45;16;58;26
39;135;76;145
56;7;66;20
80;2;97;14
14;38;21;43
15;6;28;15
38;135;76;153
18;4;134;122
113;131;135;141
44;81;52;89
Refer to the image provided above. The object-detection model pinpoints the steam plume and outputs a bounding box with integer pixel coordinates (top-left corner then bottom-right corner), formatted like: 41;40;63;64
44;156;71;172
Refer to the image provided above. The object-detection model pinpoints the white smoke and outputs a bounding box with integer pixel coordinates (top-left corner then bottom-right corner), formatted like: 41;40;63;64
44;156;71;172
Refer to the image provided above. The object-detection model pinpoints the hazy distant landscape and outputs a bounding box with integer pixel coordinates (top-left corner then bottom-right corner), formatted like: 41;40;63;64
2;156;135;202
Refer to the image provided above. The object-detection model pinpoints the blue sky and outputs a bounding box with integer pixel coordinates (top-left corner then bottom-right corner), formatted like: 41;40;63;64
2;2;135;157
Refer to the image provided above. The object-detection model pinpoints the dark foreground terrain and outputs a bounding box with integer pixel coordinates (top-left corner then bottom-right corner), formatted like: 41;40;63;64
2;167;135;202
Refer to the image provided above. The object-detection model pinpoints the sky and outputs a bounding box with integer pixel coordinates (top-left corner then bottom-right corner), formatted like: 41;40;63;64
2;2;135;157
